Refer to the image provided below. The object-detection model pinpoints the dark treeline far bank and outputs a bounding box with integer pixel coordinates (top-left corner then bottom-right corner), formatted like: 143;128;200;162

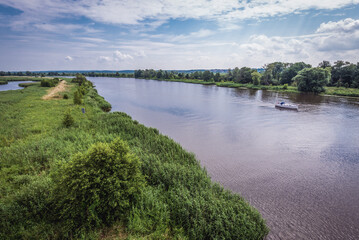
0;70;135;79
2;60;359;94
0;75;268;239
133;60;359;93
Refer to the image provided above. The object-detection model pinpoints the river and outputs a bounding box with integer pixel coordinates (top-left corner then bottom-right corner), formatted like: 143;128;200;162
0;81;31;91
89;77;359;240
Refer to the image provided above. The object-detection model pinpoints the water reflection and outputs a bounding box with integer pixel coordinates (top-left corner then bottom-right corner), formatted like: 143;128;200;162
90;77;359;240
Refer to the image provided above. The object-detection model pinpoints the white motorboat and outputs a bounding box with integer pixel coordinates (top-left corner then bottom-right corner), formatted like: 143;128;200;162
275;101;298;110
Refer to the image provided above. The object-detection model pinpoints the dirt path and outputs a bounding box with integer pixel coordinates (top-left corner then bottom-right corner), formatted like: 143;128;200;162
42;80;68;100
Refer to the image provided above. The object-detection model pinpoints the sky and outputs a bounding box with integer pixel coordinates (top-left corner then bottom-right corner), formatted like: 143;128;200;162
0;0;359;71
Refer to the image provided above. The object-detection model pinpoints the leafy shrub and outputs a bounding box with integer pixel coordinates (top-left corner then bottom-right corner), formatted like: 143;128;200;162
71;74;93;87
283;84;288;90
40;78;59;87
53;138;145;233
85;88;111;112
73;90;82;105
0;176;53;240
62;110;74;128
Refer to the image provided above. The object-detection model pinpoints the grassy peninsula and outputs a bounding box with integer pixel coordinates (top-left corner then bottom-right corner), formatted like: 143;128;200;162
0;77;268;239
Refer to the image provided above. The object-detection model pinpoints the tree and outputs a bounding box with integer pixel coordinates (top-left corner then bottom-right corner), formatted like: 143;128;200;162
280;62;311;85
214;72;221;82
202;70;211;81
72;74;87;86
53;138;145;231
318;60;331;68
262;62;290;85
238;67;253;83
156;70;163;79
251;71;261;85
261;70;272;85
294;67;330;93
227;68;233;81
134;70;143;78
331;61;356;87
232;67;240;82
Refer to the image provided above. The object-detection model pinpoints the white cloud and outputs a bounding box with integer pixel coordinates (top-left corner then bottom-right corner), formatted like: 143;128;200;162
2;0;359;30
65;56;73;61
34;23;82;32
134;50;146;57
314;18;359;51
98;56;111;62
238;18;359;66
168;29;215;42
113;50;133;61
316;18;359;33
76;37;107;43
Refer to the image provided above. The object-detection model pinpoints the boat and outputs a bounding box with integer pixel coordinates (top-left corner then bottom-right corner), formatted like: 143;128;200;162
275;101;298;110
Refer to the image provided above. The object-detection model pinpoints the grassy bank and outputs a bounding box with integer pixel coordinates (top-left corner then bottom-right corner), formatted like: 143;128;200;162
138;77;359;98
324;86;359;97
0;76;50;82
0;78;268;239
18;82;41;87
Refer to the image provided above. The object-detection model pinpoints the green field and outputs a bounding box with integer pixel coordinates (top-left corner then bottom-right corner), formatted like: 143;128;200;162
0;76;50;82
324;86;359;97
0;78;268;239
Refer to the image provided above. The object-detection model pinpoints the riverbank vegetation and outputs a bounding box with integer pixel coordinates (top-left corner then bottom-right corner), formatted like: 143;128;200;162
2;60;359;97
18;82;41;87
0;76;48;82
132;60;358;96
0;76;268;239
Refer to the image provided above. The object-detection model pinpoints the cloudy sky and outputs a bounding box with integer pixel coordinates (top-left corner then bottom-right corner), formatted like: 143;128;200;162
0;0;359;71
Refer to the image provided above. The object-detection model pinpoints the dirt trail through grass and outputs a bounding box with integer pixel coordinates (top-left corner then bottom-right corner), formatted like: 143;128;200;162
42;80;68;100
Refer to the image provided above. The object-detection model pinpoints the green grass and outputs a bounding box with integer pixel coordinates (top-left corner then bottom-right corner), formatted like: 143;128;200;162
0;80;269;239
324;86;359;97
0;76;51;81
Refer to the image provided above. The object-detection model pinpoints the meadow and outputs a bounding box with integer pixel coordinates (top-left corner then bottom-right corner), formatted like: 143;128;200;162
0;78;268;239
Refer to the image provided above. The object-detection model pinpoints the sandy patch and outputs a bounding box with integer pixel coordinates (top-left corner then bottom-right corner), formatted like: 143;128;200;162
42;80;68;100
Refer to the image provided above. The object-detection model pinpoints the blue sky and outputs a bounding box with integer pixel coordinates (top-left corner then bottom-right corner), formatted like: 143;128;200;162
0;0;359;71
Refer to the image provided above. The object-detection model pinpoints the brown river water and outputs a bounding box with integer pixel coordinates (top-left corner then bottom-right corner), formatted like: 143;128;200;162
90;77;359;240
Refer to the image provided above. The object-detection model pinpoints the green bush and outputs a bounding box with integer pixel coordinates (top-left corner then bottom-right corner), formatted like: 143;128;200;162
53;138;145;233
0;176;53;240
62;110;74;128
283;84;288;90
40;78;59;87
71;74;93;87
73;90;82;105
85;88;111;112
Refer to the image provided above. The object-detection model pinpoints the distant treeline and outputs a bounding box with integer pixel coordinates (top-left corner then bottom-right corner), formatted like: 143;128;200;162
0;71;135;78
2;60;359;92
133;60;359;89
